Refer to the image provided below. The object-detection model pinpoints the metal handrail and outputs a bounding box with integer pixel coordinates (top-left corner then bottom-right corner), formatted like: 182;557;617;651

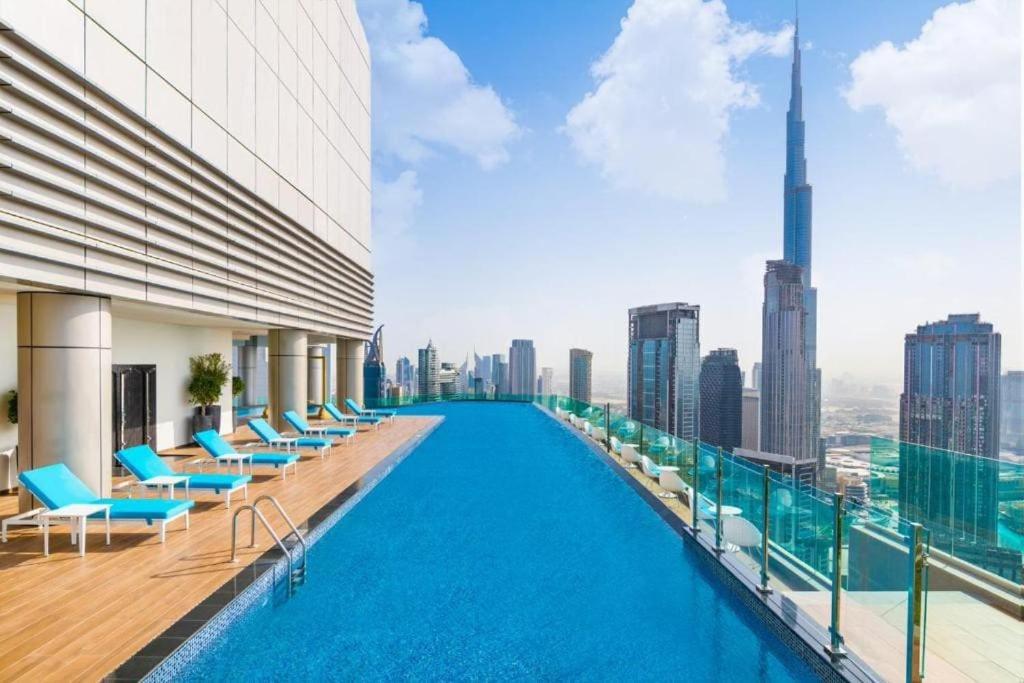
230;495;308;593
251;494;307;572
231;505;289;564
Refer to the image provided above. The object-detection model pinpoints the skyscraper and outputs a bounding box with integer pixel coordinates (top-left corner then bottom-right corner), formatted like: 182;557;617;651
899;314;1002;546
569;348;593;404
700;349;742;452
540;367;554;396
761;20;821;467
900;315;1002;457
395;356;414;397
741;388;760;451
508;339;537;397
1001;371;1024;453
418;340;440;401
491;353;509;395
475;353;491;386
751;362;762;391
760;261;813;461
627;303;700;440
363;325;386;407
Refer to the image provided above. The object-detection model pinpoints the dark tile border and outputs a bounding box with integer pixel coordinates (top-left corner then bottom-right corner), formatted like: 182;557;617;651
103;416;444;682
540;405;882;683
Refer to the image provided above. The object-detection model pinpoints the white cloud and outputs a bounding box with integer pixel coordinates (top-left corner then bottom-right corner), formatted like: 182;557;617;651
374;170;423;241
564;0;792;202
844;0;1020;188
359;0;521;169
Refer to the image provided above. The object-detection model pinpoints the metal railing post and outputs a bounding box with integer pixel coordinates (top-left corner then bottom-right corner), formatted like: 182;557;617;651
758;464;772;594
605;402;611;452
714;446;724;554
906;522;925;683
638;423;644;456
827;493;846;660
692;441;700;533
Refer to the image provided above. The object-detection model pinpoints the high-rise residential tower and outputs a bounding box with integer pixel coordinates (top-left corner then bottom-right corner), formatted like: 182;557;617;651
1001;371;1024;453
508;340;537;397
700;349;743;452
627;303;700;440
491;353;509;395
363;325;386;406
751;362;762;391
760;261;813;461
899;314;1002;546
741;389;761;451
540;367;554;397
418;341;440;401
395;357;415;397
569;348;593;404
761;19;821;467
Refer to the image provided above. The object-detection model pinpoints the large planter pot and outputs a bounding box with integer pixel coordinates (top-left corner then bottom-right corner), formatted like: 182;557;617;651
192;405;221;434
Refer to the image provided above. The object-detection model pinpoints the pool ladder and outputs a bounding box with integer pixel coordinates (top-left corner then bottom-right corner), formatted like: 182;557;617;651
231;495;308;593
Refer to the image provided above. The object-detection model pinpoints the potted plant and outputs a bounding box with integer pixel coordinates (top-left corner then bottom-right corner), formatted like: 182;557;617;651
187;353;230;435
232;376;246;403
5;390;16;425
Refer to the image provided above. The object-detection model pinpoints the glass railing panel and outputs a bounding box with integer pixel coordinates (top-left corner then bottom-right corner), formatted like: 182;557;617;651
840;501;912;683
716;454;768;580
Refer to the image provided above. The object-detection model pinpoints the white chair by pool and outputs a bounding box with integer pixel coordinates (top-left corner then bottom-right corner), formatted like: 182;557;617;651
720;516;762;553
658;469;691;503
640;455;660;480
620;444;641;469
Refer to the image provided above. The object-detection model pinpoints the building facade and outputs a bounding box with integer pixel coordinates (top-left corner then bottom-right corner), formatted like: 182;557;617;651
508;339;536;397
363;326;386;407
751;362;762;391
1001;371;1024;454
0;0;372;510
699;349;742;452
569;348;593;404
395;357;414;397
741;388;760;451
539;367;554;397
760;261;814;462
418;341;440;401
491;353;508;395
899;314;1001;546
627;303;700;441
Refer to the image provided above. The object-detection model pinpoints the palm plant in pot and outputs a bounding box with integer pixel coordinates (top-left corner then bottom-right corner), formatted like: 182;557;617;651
187;353;231;435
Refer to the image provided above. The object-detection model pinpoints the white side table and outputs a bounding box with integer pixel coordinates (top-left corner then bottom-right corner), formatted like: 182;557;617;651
216;453;252;474
140;475;190;499
41;503;111;557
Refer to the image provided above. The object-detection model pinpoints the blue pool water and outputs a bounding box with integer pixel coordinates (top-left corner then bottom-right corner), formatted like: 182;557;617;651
177;403;818;681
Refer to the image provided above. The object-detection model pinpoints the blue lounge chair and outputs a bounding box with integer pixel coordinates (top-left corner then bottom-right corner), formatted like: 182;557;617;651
344;398;397;424
248;418;332;459
194;429;300;479
18;463;192;543
116;444;251;509
323;401;383;430
282;410;355;445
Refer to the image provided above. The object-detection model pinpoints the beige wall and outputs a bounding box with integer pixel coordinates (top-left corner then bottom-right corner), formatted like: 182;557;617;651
112;316;234;450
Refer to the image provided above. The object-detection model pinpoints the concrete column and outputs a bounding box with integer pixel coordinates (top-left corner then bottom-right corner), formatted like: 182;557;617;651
336;338;364;409
17;292;112;511
268;329;307;431
240;337;259;406
307;345;326;405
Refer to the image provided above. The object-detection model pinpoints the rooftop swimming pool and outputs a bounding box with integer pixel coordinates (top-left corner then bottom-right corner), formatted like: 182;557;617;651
171;402;820;681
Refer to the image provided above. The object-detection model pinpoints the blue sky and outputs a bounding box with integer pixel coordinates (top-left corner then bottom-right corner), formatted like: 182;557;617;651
360;0;1021;391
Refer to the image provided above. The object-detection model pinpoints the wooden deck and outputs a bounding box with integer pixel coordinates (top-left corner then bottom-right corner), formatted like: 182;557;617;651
0;416;438;682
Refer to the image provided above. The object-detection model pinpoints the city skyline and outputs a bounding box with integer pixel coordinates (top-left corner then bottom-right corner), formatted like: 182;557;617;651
365;0;1021;389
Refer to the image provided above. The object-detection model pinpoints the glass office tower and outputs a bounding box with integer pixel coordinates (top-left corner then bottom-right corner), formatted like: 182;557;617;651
627;303;700;441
